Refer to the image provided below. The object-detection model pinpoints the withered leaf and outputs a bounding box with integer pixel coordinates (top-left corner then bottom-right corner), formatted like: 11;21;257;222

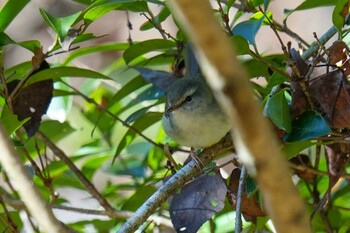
7;60;53;136
170;172;226;233
328;41;350;76
228;168;265;222
308;69;350;128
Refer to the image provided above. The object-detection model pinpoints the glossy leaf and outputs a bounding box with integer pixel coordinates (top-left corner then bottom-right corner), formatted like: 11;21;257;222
332;0;349;36
232;15;265;45
40;9;82;42
0;32;40;52
24;67;111;87
123;39;176;64
140;6;170;31
0;0;30;31
231;35;251;55
264;89;292;132
283;111;331;142
282;140;315;160
288;0;337;14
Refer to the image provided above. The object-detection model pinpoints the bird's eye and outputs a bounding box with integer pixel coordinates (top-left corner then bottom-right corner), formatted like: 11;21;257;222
185;95;192;103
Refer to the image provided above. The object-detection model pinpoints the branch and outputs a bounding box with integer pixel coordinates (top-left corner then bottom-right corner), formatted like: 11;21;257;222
35;131;115;214
167;0;311;232
0;125;72;233
118;134;233;232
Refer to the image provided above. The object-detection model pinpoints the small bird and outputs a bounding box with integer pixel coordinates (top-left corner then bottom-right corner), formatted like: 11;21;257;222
162;75;231;148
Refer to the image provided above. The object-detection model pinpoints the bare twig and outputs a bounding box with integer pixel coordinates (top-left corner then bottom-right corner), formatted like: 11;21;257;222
35;131;116;214
0;125;72;233
235;166;247;233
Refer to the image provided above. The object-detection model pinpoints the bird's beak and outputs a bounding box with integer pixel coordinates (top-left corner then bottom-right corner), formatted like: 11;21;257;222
165;105;179;118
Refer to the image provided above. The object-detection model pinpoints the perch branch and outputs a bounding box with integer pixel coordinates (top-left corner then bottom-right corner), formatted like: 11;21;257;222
118;134;233;232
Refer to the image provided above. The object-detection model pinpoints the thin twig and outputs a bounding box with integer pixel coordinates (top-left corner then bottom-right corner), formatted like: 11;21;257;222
35;131;116;214
235;166;247;233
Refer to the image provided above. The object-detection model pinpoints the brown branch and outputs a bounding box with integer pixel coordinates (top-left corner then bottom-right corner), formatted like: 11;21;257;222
35;131;116;214
167;1;311;232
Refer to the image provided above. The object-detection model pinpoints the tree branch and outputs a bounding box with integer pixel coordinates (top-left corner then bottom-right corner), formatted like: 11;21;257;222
167;0;311;232
118;134;233;232
0;125;72;233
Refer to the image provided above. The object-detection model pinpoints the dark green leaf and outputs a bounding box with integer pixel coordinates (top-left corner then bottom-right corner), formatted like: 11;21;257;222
232;16;264;45
113;112;162;162
288;0;337;13
230;35;251;55
123;39;176;64
63;42;129;65
39;120;75;142
283;111;331;142
121;185;157;211
0;0;30;31
282;140;315;159
24;67;111;87
266;72;288;90
0;32;40;52
332;0;348;36
40;9;81;42
84;0;148;23
140;6;171;31
264;0;271;11
264;89;292;132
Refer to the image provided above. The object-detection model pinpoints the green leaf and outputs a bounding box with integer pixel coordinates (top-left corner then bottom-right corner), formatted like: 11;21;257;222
0;0;30;31
287;0;337;14
0;32;40;52
263;0;271;11
121;185;157;211
283;111;331;142
82;155;110;180
332;0;348;36
39;9;82;42
264;89;292;132
63;42;129;65
0;114;29;135
123;39;176;64
113;112;162;162
84;0;148;23
39;120;75;142
266;72;288;90
282;140;315;159
24;67;111;87
140;6;171;31
230;35;250;55
232;15;264;45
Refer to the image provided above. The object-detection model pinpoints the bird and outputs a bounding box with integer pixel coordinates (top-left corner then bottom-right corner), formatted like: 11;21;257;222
162;74;231;149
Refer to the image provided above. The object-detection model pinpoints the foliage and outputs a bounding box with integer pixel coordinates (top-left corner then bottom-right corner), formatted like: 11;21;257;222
0;0;350;232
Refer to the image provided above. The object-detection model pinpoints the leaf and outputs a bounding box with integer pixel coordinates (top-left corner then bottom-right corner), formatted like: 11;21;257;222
332;0;349;36
7;61;53;136
230;35;251;55
123;39;176;64
39;120;75;142
63;42;129;65
0;32;41;52
263;0;271;11
266;72;288;90
0;113;29;135
170;173;227;233
309;70;350;128
290;0;338;13
83;0;149;23
39;9;82;42
23;67;111;87
140;6;171;31
0;0;30;31
113;112;162;163
282;140;315;160
121;185;157;211
264;89;292;132
232;15;264;45
283;111;331;142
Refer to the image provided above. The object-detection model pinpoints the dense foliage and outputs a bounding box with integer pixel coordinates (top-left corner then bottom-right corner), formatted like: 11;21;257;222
1;0;350;232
